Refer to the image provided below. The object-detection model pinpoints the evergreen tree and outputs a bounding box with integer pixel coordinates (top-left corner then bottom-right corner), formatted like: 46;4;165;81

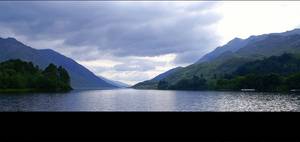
158;80;169;90
0;60;72;92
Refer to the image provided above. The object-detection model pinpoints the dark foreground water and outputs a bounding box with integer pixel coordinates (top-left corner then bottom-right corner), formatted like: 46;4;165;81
0;89;300;111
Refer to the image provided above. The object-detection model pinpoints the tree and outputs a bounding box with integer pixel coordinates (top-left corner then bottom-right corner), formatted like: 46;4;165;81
262;74;282;91
158;80;169;90
169;76;207;90
43;64;59;79
0;60;72;92
191;76;207;90
286;72;300;90
58;66;70;84
213;74;217;79
42;64;60;89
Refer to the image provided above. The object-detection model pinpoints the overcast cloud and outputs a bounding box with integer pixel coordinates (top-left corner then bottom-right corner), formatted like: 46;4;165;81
0;1;222;84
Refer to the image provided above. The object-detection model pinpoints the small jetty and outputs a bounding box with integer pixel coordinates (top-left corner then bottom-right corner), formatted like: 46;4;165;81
241;89;255;92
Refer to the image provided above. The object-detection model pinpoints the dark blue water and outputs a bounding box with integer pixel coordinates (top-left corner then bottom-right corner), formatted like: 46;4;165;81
0;89;299;111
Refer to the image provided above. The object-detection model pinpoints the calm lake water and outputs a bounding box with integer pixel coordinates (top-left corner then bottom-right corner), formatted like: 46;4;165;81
0;89;300;111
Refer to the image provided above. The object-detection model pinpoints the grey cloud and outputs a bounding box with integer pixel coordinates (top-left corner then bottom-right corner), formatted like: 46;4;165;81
89;66;111;73
113;64;155;72
186;2;217;12
0;1;221;64
113;60;165;72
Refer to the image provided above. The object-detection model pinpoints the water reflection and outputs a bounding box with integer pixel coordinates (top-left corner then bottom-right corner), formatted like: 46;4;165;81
0;89;299;111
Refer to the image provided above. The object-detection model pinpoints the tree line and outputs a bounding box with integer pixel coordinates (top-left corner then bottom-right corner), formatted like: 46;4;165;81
158;53;300;92
0;59;72;92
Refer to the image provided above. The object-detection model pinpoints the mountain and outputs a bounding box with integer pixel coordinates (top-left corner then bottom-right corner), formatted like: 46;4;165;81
98;76;130;88
197;37;247;63
132;67;183;89
197;28;300;63
133;28;300;90
110;80;130;88
152;67;183;81
234;53;300;76
236;34;300;58
159;53;300;91
0;37;118;89
214;53;300;92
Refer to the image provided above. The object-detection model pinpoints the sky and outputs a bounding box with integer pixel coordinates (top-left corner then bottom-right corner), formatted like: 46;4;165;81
1;1;300;85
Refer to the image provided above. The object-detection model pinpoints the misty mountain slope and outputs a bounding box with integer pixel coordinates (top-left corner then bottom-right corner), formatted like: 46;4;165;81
236;34;300;58
160;52;253;85
197;28;300;63
0;37;118;89
133;28;300;89
98;76;130;88
166;32;300;85
197;38;247;63
152;67;183;81
0;38;49;64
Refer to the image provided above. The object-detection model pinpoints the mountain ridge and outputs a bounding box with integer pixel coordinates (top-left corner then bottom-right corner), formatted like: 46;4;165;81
0;37;120;89
132;66;183;89
197;28;300;63
133;28;300;90
98;76;130;88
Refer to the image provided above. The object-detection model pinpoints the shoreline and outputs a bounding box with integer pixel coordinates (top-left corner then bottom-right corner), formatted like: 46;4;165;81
0;88;72;94
1;88;298;95
131;88;298;94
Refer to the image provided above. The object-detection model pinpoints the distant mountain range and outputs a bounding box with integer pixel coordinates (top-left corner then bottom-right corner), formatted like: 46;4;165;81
0;37;124;89
98;76;130;88
133;28;300;89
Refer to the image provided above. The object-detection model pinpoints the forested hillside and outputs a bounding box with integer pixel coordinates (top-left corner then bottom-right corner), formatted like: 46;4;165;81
157;54;300;92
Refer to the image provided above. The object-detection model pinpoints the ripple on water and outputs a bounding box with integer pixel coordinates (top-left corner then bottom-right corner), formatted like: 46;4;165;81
0;89;299;111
